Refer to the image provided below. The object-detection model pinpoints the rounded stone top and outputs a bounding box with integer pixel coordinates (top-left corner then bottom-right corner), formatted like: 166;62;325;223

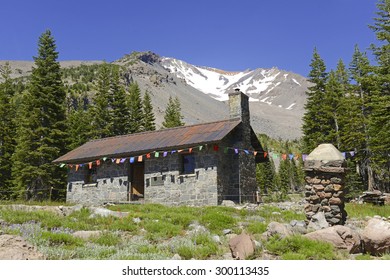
306;143;345;162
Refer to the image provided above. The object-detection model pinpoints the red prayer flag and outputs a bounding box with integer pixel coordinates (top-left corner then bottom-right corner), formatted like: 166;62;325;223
213;144;219;151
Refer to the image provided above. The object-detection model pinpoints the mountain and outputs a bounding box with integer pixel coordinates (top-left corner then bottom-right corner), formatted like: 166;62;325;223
1;52;309;139
160;57;308;113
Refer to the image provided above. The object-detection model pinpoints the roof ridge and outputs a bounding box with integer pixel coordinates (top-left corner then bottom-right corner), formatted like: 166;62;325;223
89;118;241;143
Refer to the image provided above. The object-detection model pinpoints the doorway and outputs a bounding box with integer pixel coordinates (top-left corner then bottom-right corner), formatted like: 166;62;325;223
129;162;144;201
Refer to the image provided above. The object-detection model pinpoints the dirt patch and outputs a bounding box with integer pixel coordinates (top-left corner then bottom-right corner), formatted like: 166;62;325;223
0;234;45;260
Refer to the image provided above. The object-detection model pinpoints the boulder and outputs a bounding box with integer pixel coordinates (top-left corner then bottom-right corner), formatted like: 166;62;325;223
229;233;255;260
305;225;361;253
88;207;130;218
263;222;293;239
361;218;390;255
307;211;329;231
0;234;45;260
221;200;236;207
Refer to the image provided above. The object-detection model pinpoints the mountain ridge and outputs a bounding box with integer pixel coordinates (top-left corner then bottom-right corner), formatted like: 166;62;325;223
1;51;308;140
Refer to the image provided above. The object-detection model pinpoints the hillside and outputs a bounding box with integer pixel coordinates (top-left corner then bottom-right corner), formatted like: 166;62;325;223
1;52;309;139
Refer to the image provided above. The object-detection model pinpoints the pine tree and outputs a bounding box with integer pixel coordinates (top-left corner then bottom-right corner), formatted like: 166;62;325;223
368;0;390;190
278;158;291;198
256;159;276;194
127;82;143;133
90;63;113;139
323;63;347;149
142;90;156;131
11;30;68;200
163;96;184;128
110;66;131;135
302;48;329;152
67;95;92;150
0;62;16;199
342;45;375;191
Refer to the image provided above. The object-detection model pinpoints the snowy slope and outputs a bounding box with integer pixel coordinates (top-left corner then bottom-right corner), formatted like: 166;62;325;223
161;57;309;111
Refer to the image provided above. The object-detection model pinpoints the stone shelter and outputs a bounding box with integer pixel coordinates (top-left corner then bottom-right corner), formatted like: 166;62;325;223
53;90;265;206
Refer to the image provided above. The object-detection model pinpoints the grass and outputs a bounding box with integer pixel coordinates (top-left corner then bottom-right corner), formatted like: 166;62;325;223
345;203;390;219
265;235;340;260
1;201;390;260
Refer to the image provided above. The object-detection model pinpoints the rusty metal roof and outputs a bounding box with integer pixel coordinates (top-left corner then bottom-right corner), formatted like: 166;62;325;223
53;119;242;163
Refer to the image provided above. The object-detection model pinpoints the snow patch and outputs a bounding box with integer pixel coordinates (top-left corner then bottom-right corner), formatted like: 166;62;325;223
286;103;296;110
292;78;301;86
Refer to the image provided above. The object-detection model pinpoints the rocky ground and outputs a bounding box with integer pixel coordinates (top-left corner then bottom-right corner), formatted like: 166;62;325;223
0;201;389;260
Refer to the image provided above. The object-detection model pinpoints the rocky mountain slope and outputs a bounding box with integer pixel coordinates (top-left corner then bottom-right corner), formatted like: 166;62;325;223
1;52;309;139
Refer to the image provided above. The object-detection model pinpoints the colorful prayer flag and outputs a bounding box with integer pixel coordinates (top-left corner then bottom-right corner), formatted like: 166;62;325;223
89;162;93;169
96;160;101;166
129;157;135;163
138;155;143;162
75;164;79;171
234;148;238;154
120;158;126;163
116;158;121;164
163;152;168;157
199;145;203;151
146;153;151;159
213;144;219;151
155;152;160;158
264;152;268;158
59;163;65;168
189;148;193;153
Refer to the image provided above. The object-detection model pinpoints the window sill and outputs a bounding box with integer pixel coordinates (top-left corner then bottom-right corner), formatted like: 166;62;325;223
82;183;97;188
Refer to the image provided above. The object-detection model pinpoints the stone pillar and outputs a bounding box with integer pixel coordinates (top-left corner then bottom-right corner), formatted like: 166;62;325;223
304;144;347;226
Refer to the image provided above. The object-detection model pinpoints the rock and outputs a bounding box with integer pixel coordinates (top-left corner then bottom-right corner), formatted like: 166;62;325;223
188;222;208;235
361;218;390;256
222;229;232;235
212;235;222;244
171;253;182;260
329;197;342;205
290;220;307;234
307;212;329;231
305;225;361;254
221;200;236;207
88;207;129;218
263;222;293;239
72;230;102;239
133;217;141;224
0;234;45;260
229;233;255;260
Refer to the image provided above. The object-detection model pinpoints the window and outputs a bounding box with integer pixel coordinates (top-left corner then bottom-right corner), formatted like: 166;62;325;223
84;165;97;185
182;154;195;174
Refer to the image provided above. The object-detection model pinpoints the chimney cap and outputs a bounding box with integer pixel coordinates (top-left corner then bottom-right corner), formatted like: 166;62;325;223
234;88;240;92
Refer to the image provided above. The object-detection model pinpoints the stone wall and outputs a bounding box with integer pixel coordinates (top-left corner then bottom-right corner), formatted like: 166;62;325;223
304;144;347;226
66;161;129;205
144;149;218;206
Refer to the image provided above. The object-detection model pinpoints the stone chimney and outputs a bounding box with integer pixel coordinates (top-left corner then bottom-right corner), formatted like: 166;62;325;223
228;89;250;126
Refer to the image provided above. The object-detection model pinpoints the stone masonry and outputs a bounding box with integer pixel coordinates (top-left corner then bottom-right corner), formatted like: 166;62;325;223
304;144;347;226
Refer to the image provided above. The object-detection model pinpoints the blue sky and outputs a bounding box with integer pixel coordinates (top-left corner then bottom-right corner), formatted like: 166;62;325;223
1;0;379;77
